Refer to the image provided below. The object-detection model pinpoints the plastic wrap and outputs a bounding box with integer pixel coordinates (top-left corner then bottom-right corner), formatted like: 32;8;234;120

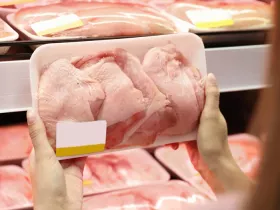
7;1;189;41
0;18;18;55
163;0;272;33
0;165;32;210
22;149;170;196
0;124;32;162
29;33;206;158
83;181;208;210
155;134;261;199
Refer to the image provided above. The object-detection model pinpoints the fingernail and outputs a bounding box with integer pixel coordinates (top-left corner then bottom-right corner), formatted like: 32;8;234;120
27;110;36;125
199;77;206;86
207;73;216;82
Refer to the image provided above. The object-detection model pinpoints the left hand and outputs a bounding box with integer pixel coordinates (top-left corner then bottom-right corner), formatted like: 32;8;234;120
27;110;86;210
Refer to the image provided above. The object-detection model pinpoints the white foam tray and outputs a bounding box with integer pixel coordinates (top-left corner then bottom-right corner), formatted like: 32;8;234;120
0;17;19;54
0;44;269;113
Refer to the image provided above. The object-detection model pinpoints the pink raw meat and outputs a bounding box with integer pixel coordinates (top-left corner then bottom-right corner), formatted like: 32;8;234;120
142;44;205;136
73;49;176;148
83;181;207;210
38;58;105;147
14;1;176;38
85;149;169;194
0;124;33;161
165;0;271;29
0;165;32;209
38;45;204;150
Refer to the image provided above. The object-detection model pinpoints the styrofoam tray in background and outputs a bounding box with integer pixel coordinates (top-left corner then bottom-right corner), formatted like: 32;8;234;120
29;33;207;154
151;1;273;34
6;1;190;46
0;17;19;54
0;7;17;20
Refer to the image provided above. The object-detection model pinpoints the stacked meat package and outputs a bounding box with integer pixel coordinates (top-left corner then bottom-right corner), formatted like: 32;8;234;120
163;0;272;32
0;166;32;209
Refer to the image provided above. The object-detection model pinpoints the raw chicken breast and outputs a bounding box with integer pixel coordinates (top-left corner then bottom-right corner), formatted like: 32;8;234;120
14;1;176;38
166;0;272;30
0;124;32;161
72;49;176;148
73;50;147;149
38;58;105;147
0;165;32;209
143;44;205;135
82;181;207;210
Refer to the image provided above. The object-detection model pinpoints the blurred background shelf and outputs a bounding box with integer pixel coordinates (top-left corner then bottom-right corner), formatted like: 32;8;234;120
0;44;269;114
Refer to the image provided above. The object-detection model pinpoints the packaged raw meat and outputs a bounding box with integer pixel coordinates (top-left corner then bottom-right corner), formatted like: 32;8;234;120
155;134;261;199
164;0;272;33
22;149;170;196
7;1;188;41
0;124;32;162
29;33;207;159
0;165;32;210
0;17;18;55
82;180;208;210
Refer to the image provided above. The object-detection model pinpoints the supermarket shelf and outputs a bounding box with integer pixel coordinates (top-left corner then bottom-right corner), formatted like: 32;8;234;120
0;45;269;113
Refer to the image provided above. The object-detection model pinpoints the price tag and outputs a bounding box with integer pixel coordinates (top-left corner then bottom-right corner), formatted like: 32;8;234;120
31;14;83;36
56;121;107;160
0;0;35;6
186;9;234;29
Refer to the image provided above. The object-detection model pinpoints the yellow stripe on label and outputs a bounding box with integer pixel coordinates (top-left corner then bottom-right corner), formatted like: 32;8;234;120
0;0;35;6
195;19;234;29
56;144;105;157
83;180;93;186
37;20;83;36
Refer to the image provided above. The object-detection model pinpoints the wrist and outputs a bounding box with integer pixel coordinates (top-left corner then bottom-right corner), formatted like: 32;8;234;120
205;153;252;193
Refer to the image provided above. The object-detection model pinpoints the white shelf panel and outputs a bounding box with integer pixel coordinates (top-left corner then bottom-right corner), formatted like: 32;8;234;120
0;45;269;113
207;45;269;92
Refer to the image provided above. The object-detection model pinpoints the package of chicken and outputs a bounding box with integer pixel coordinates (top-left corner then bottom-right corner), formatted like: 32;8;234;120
7;1;189;45
22;149;170;196
155;133;261;199
0;124;33;163
0;165;33;210
82;180;208;210
159;0;273;33
0;17;18;54
29;32;207;160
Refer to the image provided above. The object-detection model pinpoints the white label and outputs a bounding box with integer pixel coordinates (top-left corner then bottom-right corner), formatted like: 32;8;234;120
56;121;107;160
31;14;83;36
186;9;234;28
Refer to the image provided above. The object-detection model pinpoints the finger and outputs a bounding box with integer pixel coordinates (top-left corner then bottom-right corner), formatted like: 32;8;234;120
204;73;220;111
27;110;54;157
60;157;87;172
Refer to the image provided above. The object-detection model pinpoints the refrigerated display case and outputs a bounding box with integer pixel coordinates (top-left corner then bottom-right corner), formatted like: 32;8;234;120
0;0;271;209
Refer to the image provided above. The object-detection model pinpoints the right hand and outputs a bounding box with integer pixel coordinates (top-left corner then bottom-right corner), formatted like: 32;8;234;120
197;73;230;166
190;73;251;193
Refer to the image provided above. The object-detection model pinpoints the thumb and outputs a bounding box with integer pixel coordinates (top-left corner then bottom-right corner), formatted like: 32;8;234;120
27;110;54;157
204;73;220;111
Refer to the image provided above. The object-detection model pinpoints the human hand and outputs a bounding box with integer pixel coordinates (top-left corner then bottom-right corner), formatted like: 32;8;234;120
197;73;230;166
27;111;86;210
190;73;251;193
